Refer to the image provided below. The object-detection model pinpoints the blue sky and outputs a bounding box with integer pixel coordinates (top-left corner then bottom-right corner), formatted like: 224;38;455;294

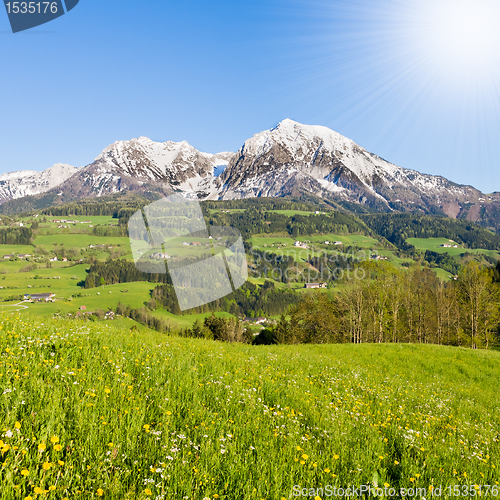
1;0;500;192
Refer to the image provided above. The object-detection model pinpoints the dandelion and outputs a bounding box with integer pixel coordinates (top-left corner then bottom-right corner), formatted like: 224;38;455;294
38;442;46;451
14;422;21;430
97;489;104;497
49;486;56;491
50;436;59;444
104;388;111;394
34;487;44;494
21;469;29;476
54;444;62;451
42;462;51;471
144;488;152;496
333;454;339;460
302;454;309;460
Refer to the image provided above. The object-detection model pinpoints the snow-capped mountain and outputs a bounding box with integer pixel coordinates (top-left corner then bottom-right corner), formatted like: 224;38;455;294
51;137;234;199
1;120;497;230
214;119;482;216
0;163;78;203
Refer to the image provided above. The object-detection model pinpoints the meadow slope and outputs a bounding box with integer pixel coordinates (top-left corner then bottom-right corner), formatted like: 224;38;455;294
0;314;499;499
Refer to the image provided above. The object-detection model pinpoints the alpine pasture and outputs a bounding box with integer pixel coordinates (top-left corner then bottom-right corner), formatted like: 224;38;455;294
1;313;499;499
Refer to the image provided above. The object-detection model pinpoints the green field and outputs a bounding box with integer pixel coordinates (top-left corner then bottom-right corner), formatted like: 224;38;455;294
407;237;500;259
33;234;130;250
268;209;317;216
0;244;35;256
1;313;499;499
248;234;382;263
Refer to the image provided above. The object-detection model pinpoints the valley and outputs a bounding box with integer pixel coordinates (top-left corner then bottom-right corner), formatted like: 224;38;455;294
1;198;499;341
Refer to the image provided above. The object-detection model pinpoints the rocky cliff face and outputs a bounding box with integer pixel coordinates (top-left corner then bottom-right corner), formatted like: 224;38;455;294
59;138;234;198
2;120;499;232
0;163;78;203
214;119;482;216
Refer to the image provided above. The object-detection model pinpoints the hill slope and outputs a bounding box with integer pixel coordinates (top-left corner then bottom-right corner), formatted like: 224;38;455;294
1;313;499;497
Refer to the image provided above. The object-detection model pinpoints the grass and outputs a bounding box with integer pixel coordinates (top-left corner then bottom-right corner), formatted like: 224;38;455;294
0;245;35;256
248;234;383;264
33;234;129;250
1;313;499;499
407;238;500;259
268;210;316;216
150;309;236;330
432;267;454;280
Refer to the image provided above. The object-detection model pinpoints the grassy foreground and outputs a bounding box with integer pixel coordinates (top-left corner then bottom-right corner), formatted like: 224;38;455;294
1;314;499;499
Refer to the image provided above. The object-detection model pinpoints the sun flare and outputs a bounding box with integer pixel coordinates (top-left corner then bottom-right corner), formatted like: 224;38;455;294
410;0;500;78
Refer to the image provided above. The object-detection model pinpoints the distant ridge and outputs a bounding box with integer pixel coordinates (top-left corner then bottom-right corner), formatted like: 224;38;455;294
1;120;499;233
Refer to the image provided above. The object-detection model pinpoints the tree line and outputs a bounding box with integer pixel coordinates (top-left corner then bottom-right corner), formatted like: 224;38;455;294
269;261;500;349
152;280;300;317
82;258;172;289
0;227;32;245
361;213;500;251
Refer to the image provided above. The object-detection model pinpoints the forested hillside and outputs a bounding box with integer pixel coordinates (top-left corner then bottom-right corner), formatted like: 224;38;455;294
361;213;500;250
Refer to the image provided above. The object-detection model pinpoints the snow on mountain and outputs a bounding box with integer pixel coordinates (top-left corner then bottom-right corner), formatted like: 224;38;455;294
214;119;481;215
0;121;489;224
0;163;78;203
56;137;235;198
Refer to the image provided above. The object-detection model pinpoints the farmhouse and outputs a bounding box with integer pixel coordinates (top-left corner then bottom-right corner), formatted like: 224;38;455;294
304;283;327;289
3;254;13;259
334;241;343;245
27;293;56;302
293;241;308;249
149;252;170;260
243;317;267;325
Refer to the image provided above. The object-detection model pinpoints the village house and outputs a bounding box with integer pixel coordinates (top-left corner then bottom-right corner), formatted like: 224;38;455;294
293;241;308;249
243;317;267;325
26;293;56;302
149;252;170;260
304;283;327;289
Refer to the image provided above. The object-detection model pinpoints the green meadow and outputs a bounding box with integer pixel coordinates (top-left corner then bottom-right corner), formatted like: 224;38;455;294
33;234;129;251
407;238;500;259
0;313;499;499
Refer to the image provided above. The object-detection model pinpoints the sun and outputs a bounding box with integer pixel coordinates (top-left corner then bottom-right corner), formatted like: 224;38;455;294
408;0;500;79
